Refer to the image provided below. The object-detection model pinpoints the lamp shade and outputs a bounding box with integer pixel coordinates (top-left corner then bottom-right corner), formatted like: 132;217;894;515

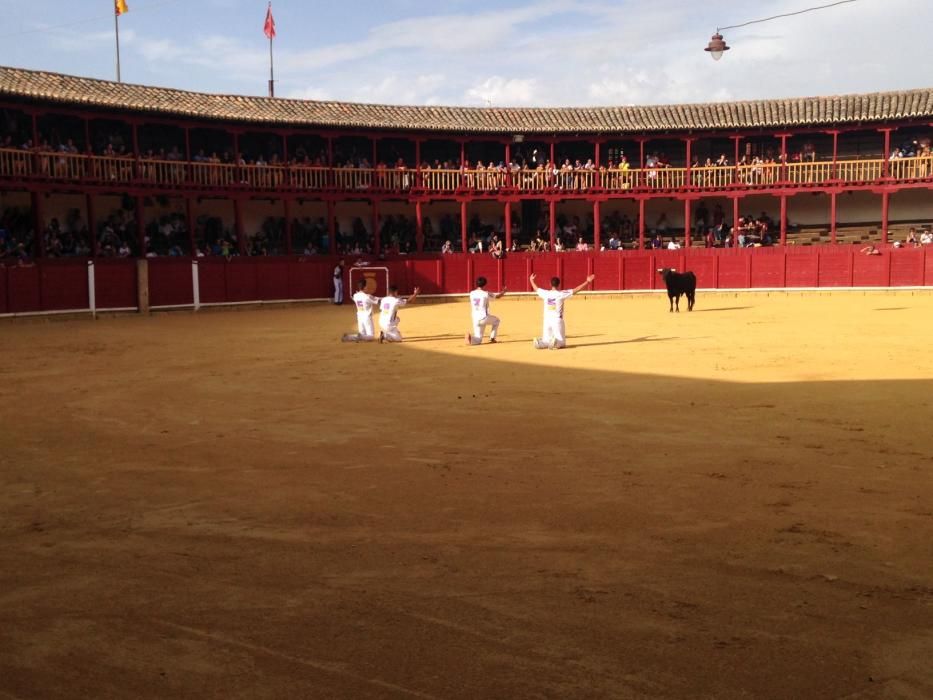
705;33;730;60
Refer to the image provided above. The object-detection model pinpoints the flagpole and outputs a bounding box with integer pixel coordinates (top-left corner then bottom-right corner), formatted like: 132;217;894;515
115;8;122;83
268;35;274;97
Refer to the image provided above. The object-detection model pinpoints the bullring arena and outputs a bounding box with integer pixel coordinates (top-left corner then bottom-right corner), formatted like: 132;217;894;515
2;30;933;700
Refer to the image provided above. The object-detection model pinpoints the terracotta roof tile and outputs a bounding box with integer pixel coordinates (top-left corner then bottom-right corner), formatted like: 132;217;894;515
2;65;933;135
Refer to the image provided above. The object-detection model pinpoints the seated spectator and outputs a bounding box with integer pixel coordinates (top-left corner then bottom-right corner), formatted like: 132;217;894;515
906;228;918;246
861;245;881;255
667;239;681;250
441;240;453;254
920;230;933;245
575;237;588;252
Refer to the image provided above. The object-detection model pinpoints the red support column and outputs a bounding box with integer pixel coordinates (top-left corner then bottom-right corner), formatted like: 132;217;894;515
684;138;693;188
882;129;892;177
549;140;556;168
460;200;468;253
326;199;336;253
779;195;787;246
185;196;195;255
639;139;646;169
415;200;424;252
184;126;192;183
594;140;602;188
284;197;293;255
234;197;246;255
86;193;97;256
779;133;788;183
593;200;601;250
131;122;140;180
372;199;380;253
233;132;241;185
732;196;740;246
549;200;557;249
831;131;839;180
732;135;741;183
683;198;691;248
414;139;422;187
460;141;466;168
136;195;147;256
504;142;511;187
504;201;512;250
326;137;334;189
637;198;646;249
372;138;378;168
881;191;889;244
31;114;40;177
830;191;838;244
31;191;44;257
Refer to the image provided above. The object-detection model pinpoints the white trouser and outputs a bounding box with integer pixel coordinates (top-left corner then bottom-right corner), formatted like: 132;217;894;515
333;278;343;303
534;317;566;349
380;320;403;342
469;314;500;344
345;313;375;341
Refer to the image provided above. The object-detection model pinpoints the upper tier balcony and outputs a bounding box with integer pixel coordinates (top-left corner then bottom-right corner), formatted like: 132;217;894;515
2;147;931;196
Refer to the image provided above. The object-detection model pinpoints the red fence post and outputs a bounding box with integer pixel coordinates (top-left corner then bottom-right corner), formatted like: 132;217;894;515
881;191;890;244
415;201;424;253
683;198;691;248
504;201;512;251
638;198;646;250
830;191;838;244
460;200;468;253
780;195;787;246
326;200;336;254
283;197;293;255
593;200;601;250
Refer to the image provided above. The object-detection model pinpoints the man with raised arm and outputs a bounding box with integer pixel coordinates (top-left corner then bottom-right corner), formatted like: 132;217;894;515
378;285;421;343
465;276;507;346
529;272;595;349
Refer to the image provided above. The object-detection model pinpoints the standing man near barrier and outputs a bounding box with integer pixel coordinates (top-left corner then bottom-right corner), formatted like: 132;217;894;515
530;272;595;349
465;276;507;345
341;279;380;342
379;285;421;343
333;259;346;305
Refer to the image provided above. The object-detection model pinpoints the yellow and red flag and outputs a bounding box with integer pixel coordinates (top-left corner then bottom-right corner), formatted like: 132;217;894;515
115;0;128;16
263;2;276;39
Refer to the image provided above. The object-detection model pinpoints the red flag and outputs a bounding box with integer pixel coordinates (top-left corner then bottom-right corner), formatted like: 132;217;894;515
263;3;276;40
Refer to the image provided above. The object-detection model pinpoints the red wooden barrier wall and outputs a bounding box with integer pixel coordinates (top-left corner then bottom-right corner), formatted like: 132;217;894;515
3;246;932;316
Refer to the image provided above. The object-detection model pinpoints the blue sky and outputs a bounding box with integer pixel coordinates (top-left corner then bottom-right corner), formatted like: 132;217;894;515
1;0;930;106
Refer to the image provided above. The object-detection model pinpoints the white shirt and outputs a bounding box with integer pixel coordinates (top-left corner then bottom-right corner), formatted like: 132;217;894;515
920;232;932;245
469;289;493;320
667;241;681;250
353;291;379;316
536;288;574;319
379;296;406;326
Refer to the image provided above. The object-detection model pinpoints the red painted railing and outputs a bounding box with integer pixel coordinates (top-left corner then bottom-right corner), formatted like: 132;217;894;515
2;247;931;316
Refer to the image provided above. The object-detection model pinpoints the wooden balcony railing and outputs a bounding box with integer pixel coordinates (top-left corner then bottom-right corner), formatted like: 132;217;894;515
2;148;932;196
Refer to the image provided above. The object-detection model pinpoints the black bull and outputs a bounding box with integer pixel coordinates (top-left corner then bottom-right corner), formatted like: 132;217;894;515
657;268;696;312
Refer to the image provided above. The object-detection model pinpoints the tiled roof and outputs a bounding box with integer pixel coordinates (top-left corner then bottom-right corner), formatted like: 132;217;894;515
2;65;933;135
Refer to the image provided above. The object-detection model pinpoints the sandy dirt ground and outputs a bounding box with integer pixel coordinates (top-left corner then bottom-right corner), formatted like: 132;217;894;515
1;291;932;700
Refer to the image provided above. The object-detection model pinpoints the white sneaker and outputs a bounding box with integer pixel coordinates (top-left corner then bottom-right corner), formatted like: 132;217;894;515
532;337;540;348
548;338;557;350
340;333;353;342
